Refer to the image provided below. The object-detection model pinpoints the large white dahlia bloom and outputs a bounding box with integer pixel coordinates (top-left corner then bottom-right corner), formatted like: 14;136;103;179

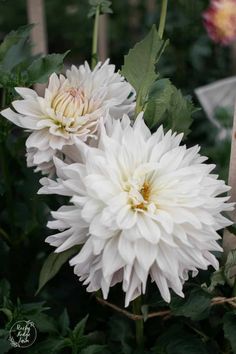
1;60;135;175
42;113;233;306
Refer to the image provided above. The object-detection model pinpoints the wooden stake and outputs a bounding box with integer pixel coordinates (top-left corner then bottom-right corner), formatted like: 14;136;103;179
223;102;236;254
231;41;236;75
98;14;108;62
26;0;48;95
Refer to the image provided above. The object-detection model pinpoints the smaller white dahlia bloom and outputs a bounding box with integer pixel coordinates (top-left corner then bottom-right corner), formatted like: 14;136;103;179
43;113;233;306
1;60;135;175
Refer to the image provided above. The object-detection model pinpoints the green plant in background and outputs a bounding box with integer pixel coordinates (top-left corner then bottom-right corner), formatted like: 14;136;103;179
0;1;236;354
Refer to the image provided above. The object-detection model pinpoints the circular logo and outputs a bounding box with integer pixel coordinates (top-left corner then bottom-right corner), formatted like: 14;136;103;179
9;320;37;348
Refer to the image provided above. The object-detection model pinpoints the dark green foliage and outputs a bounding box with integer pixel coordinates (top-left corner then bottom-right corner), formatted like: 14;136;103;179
170;288;211;321
223;312;236;354
0;26;68;91
36;245;81;295
121;25;168;115
0;1;235;353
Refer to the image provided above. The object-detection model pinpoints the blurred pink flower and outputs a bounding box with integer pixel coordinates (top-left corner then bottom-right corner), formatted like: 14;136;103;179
203;0;236;45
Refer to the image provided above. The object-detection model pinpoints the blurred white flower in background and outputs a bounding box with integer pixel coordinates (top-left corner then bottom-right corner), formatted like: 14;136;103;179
1;60;135;176
42;113;233;306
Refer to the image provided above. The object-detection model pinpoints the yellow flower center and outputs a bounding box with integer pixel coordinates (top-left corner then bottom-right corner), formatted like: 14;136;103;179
135;182;151;210
51;88;87;118
125;180;151;211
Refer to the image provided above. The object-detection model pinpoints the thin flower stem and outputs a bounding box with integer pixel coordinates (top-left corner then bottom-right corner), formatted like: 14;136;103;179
91;6;100;69
158;0;168;39
132;297;144;348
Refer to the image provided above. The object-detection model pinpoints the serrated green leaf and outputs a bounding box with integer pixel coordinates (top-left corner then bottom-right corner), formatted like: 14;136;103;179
144;78;173;128
144;77;195;134
73;315;89;342
223;312;236;353
0;25;32;63
164;88;195;135
224;249;236;286
170;288;211;321
36;245;80;295
27;51;69;84
121;25;168;113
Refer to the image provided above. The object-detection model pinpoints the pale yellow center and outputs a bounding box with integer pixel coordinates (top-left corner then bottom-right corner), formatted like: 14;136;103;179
125;181;151;211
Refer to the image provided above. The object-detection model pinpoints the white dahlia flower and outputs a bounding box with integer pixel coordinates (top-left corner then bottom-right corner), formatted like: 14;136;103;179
1;60;135;175
43;113;233;306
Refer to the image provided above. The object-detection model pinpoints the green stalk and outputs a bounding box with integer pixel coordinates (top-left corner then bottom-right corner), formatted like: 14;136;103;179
158;0;168;39
91;6;100;69
132;296;144;348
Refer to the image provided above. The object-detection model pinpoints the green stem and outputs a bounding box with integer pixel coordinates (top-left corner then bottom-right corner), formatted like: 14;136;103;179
91;6;100;69
0;227;12;246
132;297;144;348
158;0;168;39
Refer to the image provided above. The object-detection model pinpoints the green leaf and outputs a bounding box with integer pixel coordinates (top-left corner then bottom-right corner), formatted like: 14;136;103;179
59;308;70;336
0;308;12;322
223;312;236;353
224;249;236;286
164;88;195;135
80;344;108;354
144;78;173;128
170;288;211;321
73;315;89;342
28;312;58;334
144;78;195;135
0;25;32;63
108;317;133;354
121;25;168;113
30;337;72;354
152;325;208;354
36;245;80;295
27;51;69;84
207;268;226;292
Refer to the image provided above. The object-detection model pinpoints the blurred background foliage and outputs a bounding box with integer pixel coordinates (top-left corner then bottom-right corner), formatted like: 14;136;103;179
0;0;235;353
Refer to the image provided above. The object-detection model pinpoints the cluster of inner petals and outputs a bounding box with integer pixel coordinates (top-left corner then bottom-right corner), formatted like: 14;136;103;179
204;0;236;43
51;87;96;119
126;180;151;211
213;2;236;38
